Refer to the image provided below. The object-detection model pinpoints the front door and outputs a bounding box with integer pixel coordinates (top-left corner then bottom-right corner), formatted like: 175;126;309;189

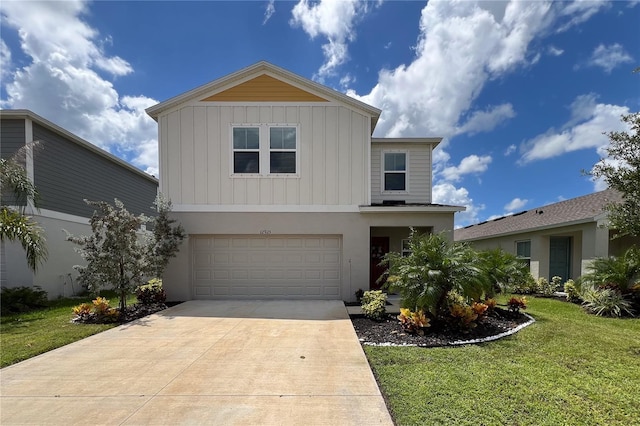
549;237;571;282
370;237;390;290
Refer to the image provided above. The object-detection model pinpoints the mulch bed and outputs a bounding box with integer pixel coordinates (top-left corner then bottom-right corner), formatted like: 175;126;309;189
351;307;531;347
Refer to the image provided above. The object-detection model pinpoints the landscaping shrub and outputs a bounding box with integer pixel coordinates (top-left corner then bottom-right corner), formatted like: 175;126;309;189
536;277;557;296
564;279;582;303
0;286;48;315
477;248;532;297
511;274;538;294
361;290;387;321
397;308;430;335
72;297;119;323
507;296;527;314
136;278;167;305
581;287;635;317
382;231;486;318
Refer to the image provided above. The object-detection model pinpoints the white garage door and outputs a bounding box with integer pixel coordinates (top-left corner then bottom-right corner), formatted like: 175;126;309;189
192;235;342;299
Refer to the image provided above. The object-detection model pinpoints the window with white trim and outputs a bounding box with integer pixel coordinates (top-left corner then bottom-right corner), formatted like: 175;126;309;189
383;151;407;191
516;240;531;268
231;125;298;176
269;127;297;174
233;127;260;174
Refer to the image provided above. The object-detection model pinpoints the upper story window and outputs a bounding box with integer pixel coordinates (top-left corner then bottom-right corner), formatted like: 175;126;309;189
233;127;260;174
383;151;407;192
269;127;297;174
231;124;298;176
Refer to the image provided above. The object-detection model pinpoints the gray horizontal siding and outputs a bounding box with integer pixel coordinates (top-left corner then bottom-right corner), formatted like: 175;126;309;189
1;119;27;206
371;143;432;204
32;123;158;218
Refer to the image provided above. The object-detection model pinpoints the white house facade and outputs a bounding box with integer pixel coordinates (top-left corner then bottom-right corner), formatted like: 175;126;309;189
146;62;463;301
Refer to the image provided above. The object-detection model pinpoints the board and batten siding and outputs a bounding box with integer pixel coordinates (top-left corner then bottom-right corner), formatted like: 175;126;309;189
159;104;370;206
32;123;158;218
0;119;27;206
371;142;433;204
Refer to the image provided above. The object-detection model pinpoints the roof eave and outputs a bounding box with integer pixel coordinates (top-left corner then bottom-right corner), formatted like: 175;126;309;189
456;216;601;242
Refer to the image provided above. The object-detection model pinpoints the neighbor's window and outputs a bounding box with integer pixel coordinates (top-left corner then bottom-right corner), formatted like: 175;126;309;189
233;127;260;174
401;239;412;257
269;127;297;174
383;152;407;191
516;240;531;268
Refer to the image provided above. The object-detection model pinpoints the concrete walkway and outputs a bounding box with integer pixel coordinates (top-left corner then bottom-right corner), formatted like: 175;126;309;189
0;300;393;425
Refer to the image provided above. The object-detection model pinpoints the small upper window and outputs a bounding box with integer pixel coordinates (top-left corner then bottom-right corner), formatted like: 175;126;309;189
383;152;407;191
269;127;297;174
233;127;260;174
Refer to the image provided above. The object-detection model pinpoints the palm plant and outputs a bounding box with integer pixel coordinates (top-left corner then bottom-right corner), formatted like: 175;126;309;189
582;246;640;293
382;231;486;317
477;248;532;297
0;144;47;271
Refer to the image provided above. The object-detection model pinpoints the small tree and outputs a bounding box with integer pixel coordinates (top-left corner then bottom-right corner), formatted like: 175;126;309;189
0;143;47;271
146;194;185;278
590;112;640;238
67;199;149;315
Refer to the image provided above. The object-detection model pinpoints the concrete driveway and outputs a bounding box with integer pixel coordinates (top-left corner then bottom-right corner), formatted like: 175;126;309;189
0;300;393;425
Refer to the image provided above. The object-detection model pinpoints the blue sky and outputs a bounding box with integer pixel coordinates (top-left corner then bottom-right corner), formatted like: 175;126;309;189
1;0;638;227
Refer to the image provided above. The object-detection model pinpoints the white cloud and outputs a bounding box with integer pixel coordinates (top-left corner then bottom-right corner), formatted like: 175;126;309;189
0;0;158;176
0;39;11;80
263;0;276;25
519;94;630;164
456;103;516;135
504;197;528;211
547;45;564;56
440;154;492;182
433;182;483;227
587;43;633;74
504;144;516;156
290;0;373;80
556;0;609;32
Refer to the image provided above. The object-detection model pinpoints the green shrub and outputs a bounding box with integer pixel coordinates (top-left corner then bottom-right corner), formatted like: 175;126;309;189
477;248;532;297
581;246;640;293
136;278;167;305
564;279;582;303
536;277;557;296
361;290;387;321
581;287;635;317
511;274;538;294
1;286;48;315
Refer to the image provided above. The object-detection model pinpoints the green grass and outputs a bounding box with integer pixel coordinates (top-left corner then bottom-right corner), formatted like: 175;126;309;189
0;292;135;368
365;297;640;426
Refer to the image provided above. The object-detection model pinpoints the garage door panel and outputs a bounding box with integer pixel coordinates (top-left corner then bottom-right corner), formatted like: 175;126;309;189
192;235;342;299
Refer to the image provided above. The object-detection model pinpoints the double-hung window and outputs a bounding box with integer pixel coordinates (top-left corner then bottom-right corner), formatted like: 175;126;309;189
269;127;297;174
231;125;298;176
233;127;260;174
516;240;531;268
383;151;407;192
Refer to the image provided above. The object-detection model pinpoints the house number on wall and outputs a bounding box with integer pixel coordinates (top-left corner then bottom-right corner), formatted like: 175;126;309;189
260;230;272;235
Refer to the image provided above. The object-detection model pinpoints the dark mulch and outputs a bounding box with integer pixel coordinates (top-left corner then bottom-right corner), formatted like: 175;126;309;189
351;307;531;347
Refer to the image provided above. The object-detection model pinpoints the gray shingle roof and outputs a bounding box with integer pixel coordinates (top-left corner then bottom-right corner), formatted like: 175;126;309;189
454;189;622;241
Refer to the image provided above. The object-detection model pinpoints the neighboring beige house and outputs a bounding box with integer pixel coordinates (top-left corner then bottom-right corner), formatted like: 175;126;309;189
454;189;640;282
0;110;159;298
146;61;463;301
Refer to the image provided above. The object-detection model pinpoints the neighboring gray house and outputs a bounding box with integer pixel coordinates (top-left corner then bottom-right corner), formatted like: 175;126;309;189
454;189;640;282
0;109;158;298
146;61;464;302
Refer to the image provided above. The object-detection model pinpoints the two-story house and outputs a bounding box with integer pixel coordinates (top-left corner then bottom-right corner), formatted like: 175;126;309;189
146;62;463;301
0;110;158;298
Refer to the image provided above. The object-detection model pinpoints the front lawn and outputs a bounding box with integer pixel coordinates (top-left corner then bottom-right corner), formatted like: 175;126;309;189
0;293;134;368
365;297;640;425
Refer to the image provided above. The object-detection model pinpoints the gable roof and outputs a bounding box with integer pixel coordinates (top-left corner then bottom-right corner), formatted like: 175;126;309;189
0;109;157;184
454;189;622;241
145;61;381;131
